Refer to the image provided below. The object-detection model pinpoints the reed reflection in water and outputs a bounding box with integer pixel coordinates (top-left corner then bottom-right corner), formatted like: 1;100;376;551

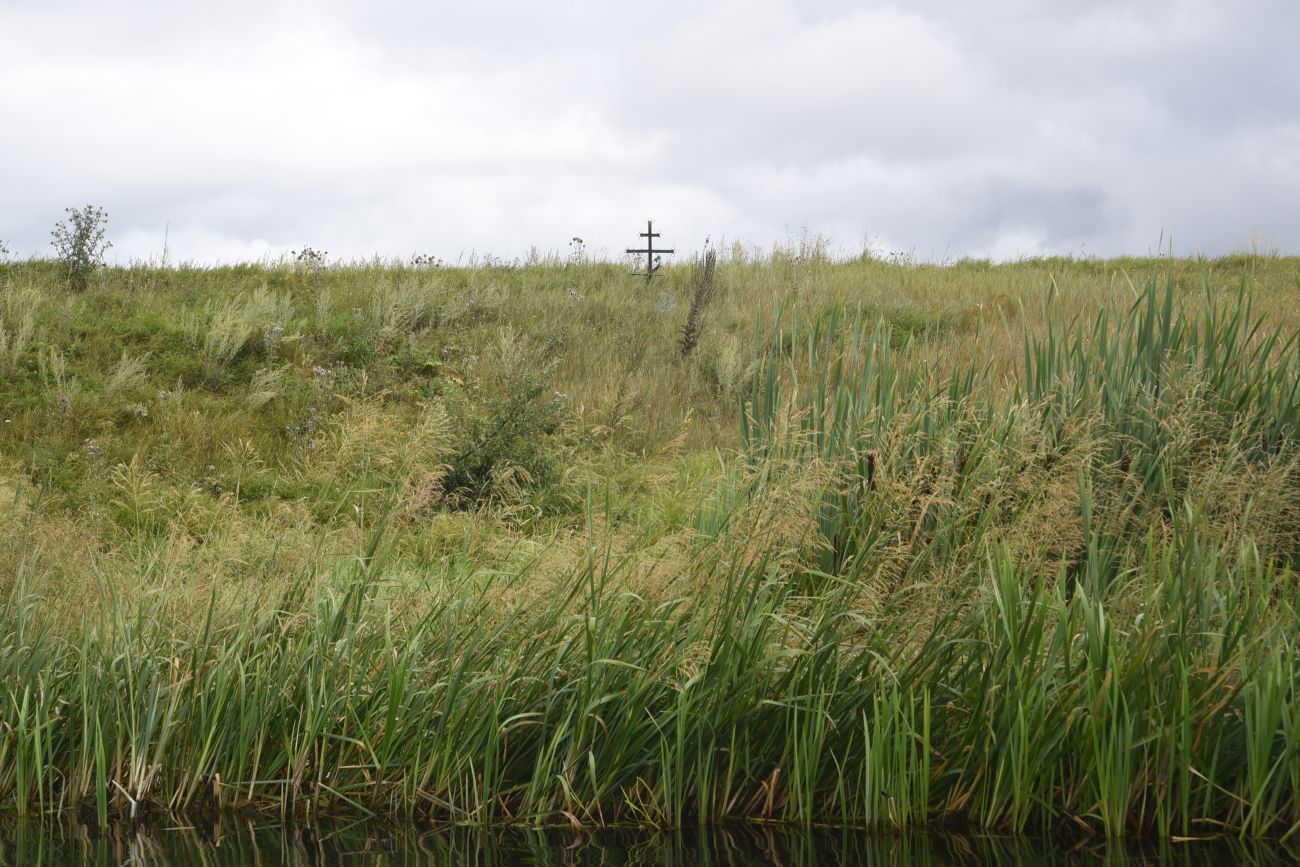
2;822;1296;866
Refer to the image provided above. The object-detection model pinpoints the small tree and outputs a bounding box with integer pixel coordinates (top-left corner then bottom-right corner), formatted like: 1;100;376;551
51;205;112;291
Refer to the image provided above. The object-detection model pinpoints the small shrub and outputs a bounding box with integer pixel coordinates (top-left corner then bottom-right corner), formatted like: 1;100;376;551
439;330;567;509
51;205;112;291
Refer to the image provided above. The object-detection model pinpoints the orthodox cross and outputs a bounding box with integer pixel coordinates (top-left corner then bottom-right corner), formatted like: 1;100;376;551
626;219;674;282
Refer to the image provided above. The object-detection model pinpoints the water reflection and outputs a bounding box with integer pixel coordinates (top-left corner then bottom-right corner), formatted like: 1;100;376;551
1;821;1293;866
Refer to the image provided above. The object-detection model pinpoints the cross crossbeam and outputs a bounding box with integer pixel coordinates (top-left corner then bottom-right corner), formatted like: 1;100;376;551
626;219;674;281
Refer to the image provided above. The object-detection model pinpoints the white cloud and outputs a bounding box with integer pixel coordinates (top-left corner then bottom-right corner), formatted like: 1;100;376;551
0;0;1296;263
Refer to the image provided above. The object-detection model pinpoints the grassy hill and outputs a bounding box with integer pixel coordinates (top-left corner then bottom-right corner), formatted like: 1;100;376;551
2;250;1300;834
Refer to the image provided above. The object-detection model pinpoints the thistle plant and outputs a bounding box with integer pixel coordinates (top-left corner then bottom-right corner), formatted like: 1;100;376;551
50;205;111;291
567;236;586;266
292;245;327;270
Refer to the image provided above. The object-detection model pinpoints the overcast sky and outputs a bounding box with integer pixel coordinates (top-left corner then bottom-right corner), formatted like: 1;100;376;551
2;0;1298;264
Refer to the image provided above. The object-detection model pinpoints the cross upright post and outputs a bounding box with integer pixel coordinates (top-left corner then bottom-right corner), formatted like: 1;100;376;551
626;219;674;282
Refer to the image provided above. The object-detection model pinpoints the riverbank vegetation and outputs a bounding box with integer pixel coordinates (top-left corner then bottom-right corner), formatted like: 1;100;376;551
2;249;1299;837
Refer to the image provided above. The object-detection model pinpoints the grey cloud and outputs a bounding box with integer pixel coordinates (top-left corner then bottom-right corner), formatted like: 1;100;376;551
0;1;1297;263
961;183;1112;249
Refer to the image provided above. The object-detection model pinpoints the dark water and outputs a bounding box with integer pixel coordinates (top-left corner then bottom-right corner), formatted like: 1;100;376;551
1;822;1295;866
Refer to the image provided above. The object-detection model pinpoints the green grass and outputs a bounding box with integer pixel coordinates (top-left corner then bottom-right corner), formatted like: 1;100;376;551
1;252;1299;836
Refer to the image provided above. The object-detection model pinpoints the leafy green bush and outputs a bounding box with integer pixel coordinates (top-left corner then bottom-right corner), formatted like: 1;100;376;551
439;329;568;509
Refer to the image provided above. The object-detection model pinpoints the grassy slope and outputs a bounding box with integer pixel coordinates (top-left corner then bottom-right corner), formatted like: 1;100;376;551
2;251;1300;834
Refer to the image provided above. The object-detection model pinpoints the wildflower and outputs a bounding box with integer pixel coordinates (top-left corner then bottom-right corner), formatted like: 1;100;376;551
262;322;285;351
